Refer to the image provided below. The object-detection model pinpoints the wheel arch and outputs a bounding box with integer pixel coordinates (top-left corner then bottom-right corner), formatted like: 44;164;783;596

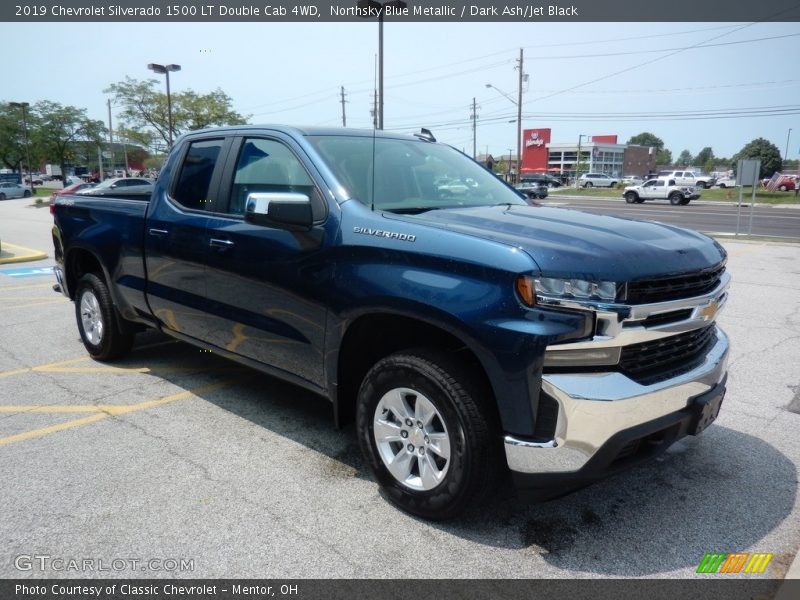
333;312;499;432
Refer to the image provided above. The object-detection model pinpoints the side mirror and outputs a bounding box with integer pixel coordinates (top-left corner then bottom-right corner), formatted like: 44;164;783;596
244;192;313;231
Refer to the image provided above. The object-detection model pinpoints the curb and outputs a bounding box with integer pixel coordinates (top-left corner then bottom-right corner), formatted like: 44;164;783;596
0;242;48;265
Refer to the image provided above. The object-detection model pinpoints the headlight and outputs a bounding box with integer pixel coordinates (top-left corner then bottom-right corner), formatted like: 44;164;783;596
535;277;618;302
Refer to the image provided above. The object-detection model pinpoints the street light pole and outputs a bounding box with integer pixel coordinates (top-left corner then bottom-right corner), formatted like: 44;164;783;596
147;62;181;148
575;134;587;188
785;128;793;167
10;102;33;195
486;79;524;183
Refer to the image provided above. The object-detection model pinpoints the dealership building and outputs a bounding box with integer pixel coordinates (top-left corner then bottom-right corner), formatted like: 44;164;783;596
519;128;657;179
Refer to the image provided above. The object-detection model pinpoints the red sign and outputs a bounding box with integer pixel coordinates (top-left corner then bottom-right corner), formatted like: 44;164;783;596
520;128;551;173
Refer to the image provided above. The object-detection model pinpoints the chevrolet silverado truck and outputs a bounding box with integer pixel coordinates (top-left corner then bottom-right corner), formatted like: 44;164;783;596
657;170;716;189
52;126;729;519
623;178;700;205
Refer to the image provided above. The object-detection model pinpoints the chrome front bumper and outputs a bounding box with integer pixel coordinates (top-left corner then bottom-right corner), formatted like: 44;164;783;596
505;326;729;476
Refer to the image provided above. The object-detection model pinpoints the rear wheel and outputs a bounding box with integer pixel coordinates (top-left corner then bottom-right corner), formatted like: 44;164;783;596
0;193;6;200
23;190;32;198
357;349;499;520
695;182;707;189
669;193;683;205
625;192;638;204
75;273;134;361
779;185;788;192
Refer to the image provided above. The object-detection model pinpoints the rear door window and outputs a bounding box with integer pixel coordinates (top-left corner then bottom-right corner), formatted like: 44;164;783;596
171;139;226;212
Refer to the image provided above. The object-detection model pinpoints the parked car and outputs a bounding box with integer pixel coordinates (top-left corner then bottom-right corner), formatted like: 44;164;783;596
520;174;562;188
578;173;618;188
0;182;32;200
657;170;716;189
76;177;155;198
50;182;97;201
515;179;549;201
53;125;730;519
772;175;797;192
621;175;644;185
715;176;738;188
24;176;44;185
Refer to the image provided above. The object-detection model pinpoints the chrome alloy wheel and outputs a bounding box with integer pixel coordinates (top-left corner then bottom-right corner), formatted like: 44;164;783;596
79;289;104;345
373;387;451;491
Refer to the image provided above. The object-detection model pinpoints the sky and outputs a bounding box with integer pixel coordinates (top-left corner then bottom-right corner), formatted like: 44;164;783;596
3;20;800;162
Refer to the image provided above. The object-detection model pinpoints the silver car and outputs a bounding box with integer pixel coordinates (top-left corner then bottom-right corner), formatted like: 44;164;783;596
578;172;618;188
0;182;32;200
76;177;154;197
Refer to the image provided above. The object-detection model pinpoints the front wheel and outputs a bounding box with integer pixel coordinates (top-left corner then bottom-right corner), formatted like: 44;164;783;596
23;190;32;198
695;182;707;189
625;192;638;204
75;273;135;361
779;185;788;192
357;350;499;520
0;193;6;200
669;193;683;205
583;182;593;188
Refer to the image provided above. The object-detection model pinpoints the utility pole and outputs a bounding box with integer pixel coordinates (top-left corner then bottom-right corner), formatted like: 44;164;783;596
470;98;479;159
515;48;524;183
107;99;115;174
340;86;347;127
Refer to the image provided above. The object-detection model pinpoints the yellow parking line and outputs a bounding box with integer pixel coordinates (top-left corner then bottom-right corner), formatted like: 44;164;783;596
2;299;66;309
0;242;48;264
0;381;230;447
0;283;54;291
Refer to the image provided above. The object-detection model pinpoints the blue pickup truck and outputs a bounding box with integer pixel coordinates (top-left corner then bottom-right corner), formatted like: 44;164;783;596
52;126;729;519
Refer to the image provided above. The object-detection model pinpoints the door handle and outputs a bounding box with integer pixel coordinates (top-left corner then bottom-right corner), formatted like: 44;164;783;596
148;228;168;237
209;238;235;249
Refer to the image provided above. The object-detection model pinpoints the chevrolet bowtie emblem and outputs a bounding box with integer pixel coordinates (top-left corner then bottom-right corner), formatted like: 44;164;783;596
700;299;720;320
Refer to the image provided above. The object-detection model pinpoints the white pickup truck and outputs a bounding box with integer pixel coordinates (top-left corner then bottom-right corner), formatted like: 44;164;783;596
657;170;716;189
623;178;700;205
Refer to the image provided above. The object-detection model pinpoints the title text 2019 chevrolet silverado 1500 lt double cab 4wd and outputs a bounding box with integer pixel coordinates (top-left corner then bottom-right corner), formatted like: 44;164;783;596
52;126;729;519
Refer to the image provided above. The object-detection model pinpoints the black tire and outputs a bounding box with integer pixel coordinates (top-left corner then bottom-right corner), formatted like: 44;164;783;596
669;193;683;206
680;198;691;205
779;185;788;192
23;190;32;198
636;197;646;203
74;273;134;361
718;183;727;189
695;182;707;189
0;193;6;200
625;192;638;204
537;193;547;199
356;349;499;520
584;182;593;188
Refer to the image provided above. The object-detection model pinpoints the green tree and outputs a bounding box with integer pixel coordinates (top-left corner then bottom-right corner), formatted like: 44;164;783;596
105;77;248;150
627;132;664;149
677;149;693;165
694;146;714;168
657;148;672;165
732;138;782;178
704;158;715;174
29;101;106;182
0;103;28;171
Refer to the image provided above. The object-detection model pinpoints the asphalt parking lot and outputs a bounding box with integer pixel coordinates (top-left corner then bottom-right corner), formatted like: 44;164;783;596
0;197;798;583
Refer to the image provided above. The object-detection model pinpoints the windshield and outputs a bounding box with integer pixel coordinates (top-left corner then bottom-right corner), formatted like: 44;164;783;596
307;135;527;212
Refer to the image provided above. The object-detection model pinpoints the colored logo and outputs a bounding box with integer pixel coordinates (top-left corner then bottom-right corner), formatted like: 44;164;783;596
697;552;773;574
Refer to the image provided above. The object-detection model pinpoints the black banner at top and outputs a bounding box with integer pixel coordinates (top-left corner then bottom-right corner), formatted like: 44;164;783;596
3;0;800;22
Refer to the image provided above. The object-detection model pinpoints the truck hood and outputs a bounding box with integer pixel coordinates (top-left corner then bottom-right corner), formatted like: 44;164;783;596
390;204;725;281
